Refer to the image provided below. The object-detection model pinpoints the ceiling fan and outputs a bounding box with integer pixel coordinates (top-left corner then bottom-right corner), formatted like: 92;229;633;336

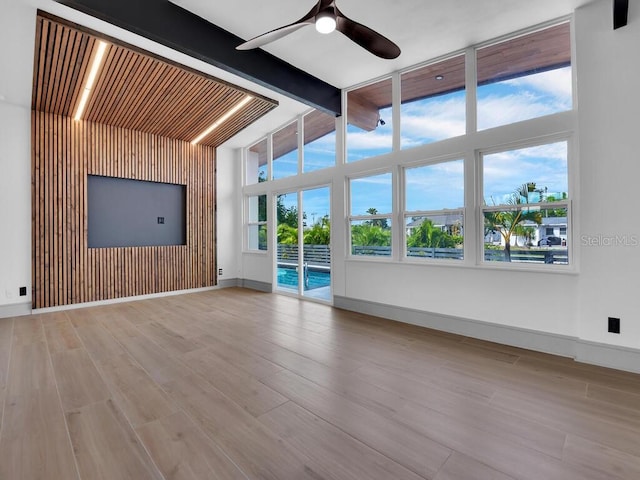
236;0;401;59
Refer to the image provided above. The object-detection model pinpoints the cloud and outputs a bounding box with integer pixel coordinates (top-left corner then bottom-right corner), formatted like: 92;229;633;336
479;66;572;130
400;93;466;146
483;142;568;203
505;67;572;104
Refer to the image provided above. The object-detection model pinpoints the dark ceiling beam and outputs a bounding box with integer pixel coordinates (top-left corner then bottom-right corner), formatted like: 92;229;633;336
614;0;629;29
54;0;342;116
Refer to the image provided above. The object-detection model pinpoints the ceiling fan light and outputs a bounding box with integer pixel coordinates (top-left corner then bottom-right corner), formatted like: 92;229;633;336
315;11;336;34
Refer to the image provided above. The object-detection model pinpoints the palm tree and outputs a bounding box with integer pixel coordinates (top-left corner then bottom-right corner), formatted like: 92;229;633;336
407;219;456;248
484;183;542;261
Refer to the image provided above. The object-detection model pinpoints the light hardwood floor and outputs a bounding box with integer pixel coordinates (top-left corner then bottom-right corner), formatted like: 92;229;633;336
1;287;639;479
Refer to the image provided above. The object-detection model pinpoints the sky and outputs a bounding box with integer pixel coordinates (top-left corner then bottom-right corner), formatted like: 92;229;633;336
271;65;572;224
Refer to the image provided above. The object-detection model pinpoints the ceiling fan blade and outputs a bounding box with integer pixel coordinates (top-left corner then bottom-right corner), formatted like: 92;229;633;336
335;10;401;59
237;0;329;50
236;22;314;50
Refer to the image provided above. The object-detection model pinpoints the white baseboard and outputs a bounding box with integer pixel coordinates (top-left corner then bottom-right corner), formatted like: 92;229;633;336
217;278;241;288
32;286;220;314
239;279;272;293
576;340;640;374
0;301;32;319
334;295;640;374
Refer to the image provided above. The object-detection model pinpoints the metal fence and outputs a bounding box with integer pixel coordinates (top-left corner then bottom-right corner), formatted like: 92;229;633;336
277;244;331;268
278;244;568;265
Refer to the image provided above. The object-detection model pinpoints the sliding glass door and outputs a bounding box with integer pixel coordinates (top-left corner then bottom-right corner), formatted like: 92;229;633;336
276;186;331;302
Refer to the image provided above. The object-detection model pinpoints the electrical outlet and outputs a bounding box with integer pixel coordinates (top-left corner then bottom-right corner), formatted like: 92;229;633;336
608;317;620;334
157;217;165;224
19;286;27;296
218;268;223;276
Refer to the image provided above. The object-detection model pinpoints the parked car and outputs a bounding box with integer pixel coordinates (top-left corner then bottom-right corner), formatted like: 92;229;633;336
538;236;562;246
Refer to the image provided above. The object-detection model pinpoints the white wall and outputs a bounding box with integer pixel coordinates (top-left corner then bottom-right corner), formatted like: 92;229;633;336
0;0;37;310
575;0;640;349
215;147;241;281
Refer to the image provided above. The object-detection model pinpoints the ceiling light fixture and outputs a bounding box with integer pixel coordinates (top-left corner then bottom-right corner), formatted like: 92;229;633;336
191;95;253;145
315;10;336;34
74;40;108;121
435;75;444;80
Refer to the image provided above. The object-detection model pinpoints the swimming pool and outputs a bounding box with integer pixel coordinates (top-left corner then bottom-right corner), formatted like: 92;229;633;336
277;266;331;290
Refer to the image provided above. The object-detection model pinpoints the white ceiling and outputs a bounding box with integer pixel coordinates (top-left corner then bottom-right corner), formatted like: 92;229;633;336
168;0;594;147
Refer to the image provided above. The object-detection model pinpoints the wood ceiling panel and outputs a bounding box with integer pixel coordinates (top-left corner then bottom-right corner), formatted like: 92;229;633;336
350;22;570;111
32;13;277;147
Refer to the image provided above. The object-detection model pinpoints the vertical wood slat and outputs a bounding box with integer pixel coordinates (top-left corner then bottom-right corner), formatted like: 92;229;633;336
32;111;216;309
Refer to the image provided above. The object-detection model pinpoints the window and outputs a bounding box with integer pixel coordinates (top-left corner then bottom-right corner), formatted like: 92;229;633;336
401;55;466;149
346;78;392;162
273;121;298;179
247;195;267;251
477;22;572;130
246;138;267;185
404;159;464;260
349;173;393;256
482;141;569;265
303;110;336;173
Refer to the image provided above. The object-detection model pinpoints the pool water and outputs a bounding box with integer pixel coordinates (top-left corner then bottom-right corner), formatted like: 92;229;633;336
277;267;330;290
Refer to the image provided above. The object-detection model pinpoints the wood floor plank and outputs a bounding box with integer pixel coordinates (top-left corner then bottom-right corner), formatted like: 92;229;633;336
136;411;247;480
136;321;204;355
117;334;195;385
259;328;366;372
66;399;163;480
393;401;612;480
12;316;45;346
563;434;640;480
185;334;283;379
587;383;640;412
261;368;452;479
0;317;14;434
43;314;83;353
259;400;426;480
98;313;143;340
211;420;339;480
74;324;129;363
357;361;496;402
442;357;589;399
51;348;111;411
161;374;338;480
434;452;515;480
350;363;567;458
96;352;177;427
490;389;640;457
515;355;640;395
0;388;80;480
6;342;57;396
182;347;288;417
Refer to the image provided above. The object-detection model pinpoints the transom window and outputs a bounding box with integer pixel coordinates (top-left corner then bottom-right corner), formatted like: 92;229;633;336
401;55;466;149
477;22;572;130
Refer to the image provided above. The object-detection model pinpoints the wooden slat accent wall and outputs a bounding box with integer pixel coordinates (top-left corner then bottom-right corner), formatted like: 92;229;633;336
32;111;216;309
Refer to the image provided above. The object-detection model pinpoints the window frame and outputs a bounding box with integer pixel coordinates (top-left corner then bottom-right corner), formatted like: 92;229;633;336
478;137;573;271
347;170;394;259
245;194;268;253
402;157;465;263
